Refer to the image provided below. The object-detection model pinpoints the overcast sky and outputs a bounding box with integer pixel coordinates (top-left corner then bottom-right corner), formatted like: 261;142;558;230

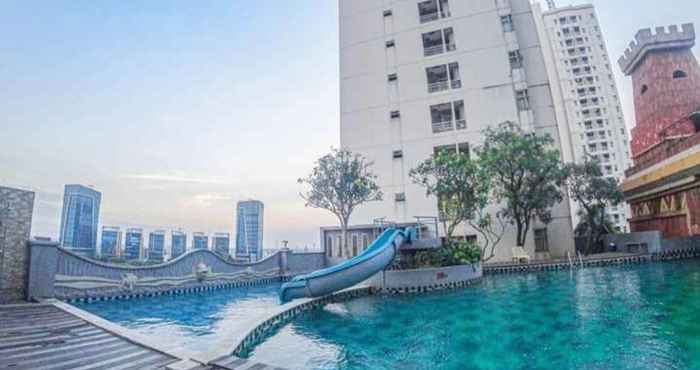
1;0;698;250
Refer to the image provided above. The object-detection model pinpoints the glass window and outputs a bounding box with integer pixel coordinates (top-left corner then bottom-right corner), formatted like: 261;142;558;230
422;30;444;56
516;90;530;111
501;15;514;32
418;0;439;23
426;65;449;93
509;50;522;69
431;103;453;127
453;100;466;129
449;62;461;89
444;28;455;51
534;229;549;252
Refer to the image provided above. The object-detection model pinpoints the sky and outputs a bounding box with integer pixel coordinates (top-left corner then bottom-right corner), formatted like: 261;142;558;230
1;0;699;250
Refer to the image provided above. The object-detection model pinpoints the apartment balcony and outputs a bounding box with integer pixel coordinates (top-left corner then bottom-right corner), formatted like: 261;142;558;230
428;81;449;93
420;12;440;24
455;119;466;130
432;120;454;133
424;45;444;57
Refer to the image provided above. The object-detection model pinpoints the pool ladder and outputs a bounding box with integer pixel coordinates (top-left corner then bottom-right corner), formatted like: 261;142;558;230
567;251;586;270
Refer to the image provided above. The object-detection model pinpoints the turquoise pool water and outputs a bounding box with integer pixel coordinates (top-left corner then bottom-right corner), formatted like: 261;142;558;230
247;260;700;369
74;284;281;353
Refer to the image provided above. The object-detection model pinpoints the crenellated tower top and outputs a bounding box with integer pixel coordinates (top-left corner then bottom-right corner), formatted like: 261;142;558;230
618;23;695;75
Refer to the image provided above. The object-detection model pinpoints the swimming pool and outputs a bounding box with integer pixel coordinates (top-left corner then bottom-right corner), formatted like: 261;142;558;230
73;283;281;353
246;260;700;369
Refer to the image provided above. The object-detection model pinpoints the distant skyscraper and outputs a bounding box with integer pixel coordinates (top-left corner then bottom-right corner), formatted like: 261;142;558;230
59;184;101;258
171;231;187;259
236;200;264;261
124;228;143;260
192;232;208;250
148;230;166;262
213;233;230;258
100;226;121;258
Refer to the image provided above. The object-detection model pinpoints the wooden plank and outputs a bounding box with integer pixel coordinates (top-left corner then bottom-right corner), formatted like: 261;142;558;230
5;338;133;370
31;346;149;370
0;333;117;359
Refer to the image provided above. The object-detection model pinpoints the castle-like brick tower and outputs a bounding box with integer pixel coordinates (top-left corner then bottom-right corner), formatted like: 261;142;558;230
619;24;700;238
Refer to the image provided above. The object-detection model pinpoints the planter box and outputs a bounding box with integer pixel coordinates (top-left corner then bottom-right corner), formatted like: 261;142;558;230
370;263;482;293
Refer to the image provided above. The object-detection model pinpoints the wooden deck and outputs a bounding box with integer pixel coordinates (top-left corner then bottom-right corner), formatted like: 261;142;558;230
0;303;179;370
0;303;286;370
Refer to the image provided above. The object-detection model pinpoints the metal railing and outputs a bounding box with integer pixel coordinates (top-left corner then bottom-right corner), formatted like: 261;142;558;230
428;80;449;93
424;45;444;57
420;12;439;23
432;120;454;133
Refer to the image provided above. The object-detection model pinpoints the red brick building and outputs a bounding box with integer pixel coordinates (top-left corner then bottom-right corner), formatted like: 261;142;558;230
619;24;700;238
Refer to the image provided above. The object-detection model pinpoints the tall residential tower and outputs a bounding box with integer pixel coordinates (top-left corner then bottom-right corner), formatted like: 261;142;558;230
236;200;264;261
59;184;101;257
534;3;632;231
339;0;575;260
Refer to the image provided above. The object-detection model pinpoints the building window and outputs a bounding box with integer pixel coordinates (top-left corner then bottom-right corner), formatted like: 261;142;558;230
393;150;403;159
433;142;469;157
430;100;465;133
362;234;370;249
501;15;514;32
418;0;450;24
386;40;395;48
395;193;406;202
516;90;530;111
422;27;455;57
390;110;401;119
641;84;648;95
326;236;332;257
673;70;688;79
426;62;461;93
336;236;342;257
388;73;398;82
383;9;393;17
508;50;523;69
534;229;549;252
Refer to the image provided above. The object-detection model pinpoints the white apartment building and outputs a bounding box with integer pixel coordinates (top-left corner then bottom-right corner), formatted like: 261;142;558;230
339;0;576;261
534;3;632;232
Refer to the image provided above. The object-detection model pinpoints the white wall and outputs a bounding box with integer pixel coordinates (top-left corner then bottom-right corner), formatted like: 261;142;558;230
339;0;576;261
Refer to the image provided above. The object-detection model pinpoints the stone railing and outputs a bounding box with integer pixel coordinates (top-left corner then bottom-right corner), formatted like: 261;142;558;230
27;240;326;301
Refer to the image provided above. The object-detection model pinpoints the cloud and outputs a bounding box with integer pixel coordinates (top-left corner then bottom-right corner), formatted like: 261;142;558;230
121;172;234;185
188;193;234;207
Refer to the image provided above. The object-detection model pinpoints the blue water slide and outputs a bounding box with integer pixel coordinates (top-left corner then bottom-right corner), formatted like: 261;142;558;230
279;227;413;303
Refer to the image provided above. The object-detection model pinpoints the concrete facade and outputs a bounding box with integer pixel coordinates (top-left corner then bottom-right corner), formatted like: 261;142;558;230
534;3;632;231
339;0;575;262
0;186;35;303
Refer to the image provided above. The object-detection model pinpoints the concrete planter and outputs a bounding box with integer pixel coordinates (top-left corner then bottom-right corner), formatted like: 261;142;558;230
369;263;482;294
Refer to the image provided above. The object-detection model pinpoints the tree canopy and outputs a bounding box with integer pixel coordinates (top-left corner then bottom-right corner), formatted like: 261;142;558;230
478;121;568;247
298;148;382;256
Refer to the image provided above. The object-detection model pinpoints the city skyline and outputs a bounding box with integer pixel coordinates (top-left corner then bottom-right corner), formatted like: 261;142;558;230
1;0;698;248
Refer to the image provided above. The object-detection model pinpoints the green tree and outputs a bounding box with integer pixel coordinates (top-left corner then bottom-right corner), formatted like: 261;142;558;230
478;121;568;247
299;149;382;257
565;158;624;255
410;149;505;262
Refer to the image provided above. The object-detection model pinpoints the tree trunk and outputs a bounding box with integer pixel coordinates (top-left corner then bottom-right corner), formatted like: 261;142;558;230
516;221;525;247
340;218;349;258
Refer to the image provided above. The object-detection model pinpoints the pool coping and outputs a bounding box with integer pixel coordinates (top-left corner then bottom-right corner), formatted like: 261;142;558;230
195;285;374;363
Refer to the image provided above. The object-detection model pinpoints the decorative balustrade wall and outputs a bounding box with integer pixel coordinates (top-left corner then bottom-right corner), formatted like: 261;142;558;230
27;240;326;301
